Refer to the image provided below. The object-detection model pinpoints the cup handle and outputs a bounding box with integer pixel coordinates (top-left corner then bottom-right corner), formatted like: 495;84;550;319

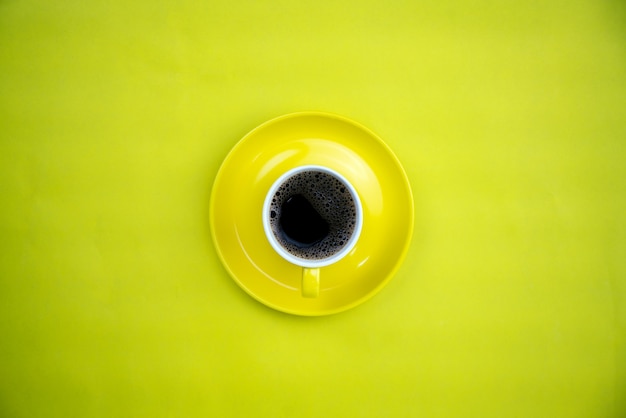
302;268;320;298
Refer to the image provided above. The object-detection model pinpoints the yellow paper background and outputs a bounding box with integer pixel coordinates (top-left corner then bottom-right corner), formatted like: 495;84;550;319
1;1;625;417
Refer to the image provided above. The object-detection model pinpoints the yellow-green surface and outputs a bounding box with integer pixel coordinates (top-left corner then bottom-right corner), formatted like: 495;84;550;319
1;1;625;417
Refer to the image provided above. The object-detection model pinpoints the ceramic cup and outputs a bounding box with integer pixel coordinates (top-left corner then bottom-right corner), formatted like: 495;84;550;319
262;165;363;297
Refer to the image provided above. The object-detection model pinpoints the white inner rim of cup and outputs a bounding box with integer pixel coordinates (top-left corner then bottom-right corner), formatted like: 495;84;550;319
262;165;363;268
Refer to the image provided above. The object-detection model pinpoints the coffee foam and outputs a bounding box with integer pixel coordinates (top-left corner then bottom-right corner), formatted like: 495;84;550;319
269;170;357;260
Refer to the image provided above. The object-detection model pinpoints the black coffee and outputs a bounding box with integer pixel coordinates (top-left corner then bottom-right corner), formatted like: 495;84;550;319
279;194;329;246
269;170;357;260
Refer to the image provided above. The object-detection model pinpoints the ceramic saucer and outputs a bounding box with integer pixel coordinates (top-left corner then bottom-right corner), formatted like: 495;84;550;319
210;112;413;315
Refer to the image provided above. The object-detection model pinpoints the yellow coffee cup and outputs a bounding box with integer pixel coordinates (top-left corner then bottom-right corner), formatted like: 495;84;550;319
262;165;363;298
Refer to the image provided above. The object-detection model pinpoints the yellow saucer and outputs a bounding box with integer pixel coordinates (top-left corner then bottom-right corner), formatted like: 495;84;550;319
210;112;414;315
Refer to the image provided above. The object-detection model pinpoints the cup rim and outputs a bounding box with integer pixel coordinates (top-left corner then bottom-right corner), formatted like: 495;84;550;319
262;165;363;268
